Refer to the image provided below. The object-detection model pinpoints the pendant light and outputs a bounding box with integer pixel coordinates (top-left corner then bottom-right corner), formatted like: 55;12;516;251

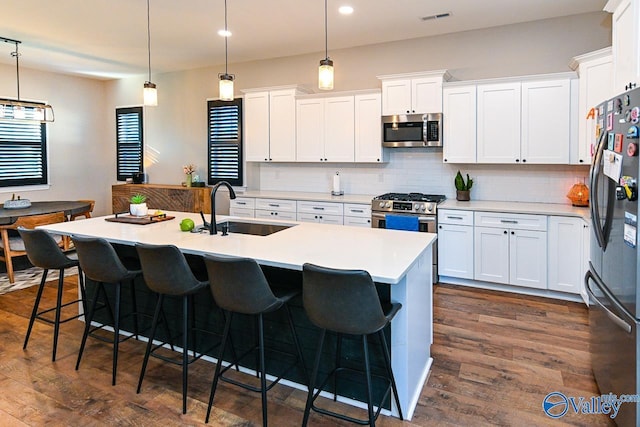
318;0;334;90
218;0;234;101
143;0;157;106
0;37;55;122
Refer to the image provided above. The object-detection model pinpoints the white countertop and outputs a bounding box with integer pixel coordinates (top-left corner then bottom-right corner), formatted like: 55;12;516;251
440;200;590;220
40;212;436;285
237;190;376;205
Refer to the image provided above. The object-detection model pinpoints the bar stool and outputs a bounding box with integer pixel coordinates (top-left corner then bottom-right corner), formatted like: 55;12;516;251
135;243;210;415
18;227;86;362
202;254;307;427
72;235;143;386
301;263;403;427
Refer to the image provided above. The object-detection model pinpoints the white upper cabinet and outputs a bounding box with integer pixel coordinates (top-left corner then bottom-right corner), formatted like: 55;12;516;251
569;48;613;165
244;87;303;162
296;98;325;162
354;92;386;163
443;85;477;163
606;0;639;93
378;70;450;115
477;82;521;163
521;79;571;164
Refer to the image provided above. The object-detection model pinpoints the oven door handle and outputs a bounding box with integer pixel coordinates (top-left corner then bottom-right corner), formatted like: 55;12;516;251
371;212;436;222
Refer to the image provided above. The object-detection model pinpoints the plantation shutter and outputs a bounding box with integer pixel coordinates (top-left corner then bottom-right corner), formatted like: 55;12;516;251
116;107;143;181
207;99;243;186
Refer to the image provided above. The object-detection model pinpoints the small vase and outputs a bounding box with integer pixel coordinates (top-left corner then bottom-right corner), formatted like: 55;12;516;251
456;190;470;201
186;174;192;187
130;203;148;216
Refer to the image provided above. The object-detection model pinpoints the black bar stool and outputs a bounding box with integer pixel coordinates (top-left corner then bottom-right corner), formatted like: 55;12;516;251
301;263;403;427
18;227;86;362
135;243;211;415
202;254;307;427
72;235;143;386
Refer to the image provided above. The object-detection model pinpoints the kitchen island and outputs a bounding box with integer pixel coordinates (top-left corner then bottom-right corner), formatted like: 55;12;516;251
39;211;436;420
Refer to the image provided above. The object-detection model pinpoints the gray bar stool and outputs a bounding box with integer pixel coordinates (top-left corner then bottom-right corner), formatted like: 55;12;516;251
301;263;403;427
72;235;143;386
18;227;86;362
135;243;211;415
203;254;307;427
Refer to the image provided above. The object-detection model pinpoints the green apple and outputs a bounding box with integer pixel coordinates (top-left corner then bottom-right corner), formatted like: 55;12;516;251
180;218;195;232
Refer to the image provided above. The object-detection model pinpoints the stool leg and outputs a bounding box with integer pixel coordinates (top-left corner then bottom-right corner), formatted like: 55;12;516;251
77;266;88;317
362;335;375;427
129;279;140;340
51;269;65;362
23;269;49;351
181;295;189;414
284;304;308;386
258;313;268;427
206;311;232;424
379;330;403;420
334;333;342;401
112;282;122;386
76;282;102;370
137;294;164;394
302;329;326;427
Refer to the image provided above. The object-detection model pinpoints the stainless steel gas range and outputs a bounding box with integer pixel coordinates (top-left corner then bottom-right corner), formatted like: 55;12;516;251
371;192;445;280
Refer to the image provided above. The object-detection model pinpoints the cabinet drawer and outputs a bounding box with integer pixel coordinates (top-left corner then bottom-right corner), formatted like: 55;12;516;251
344;216;372;227
255;209;296;221
297;212;343;224
438;209;473;226
229;207;255;218
297;200;344;216
344;203;371;218
255;198;297;213
474;211;547;231
230;197;255;209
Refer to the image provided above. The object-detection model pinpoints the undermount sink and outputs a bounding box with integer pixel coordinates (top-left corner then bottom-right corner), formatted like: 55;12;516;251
217;220;295;236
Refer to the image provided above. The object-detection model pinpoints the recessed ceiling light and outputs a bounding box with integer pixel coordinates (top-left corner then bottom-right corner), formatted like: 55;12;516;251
420;12;451;21
218;29;232;37
339;5;354;15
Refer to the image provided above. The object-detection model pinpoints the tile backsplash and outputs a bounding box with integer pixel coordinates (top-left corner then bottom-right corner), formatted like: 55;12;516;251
256;149;590;204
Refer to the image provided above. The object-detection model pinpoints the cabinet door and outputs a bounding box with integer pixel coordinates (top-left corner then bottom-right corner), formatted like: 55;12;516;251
521;79;571;164
412;77;443;113
269;89;297;161
344;216;371;227
548;216;583;294
381;79;412;115
256;210;296;221
354;93;384;162
438;223;474;279
244;92;270;161
611;0;638;92
509;229;547;289
229;207;255;218
443;85;477;163
477;82;521;163
319;214;344;225
324;96;355;162
296;99;325;162
474;226;509;284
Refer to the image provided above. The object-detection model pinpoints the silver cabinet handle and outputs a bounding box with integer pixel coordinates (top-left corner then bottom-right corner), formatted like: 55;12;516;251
268;203;280;207
447;216;463;220
351;209;364;213
500;219;518;224
312;206;325;210
236;201;246;205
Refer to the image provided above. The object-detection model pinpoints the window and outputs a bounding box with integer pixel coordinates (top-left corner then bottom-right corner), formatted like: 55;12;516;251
207;99;243;187
116;107;143;181
0;105;48;187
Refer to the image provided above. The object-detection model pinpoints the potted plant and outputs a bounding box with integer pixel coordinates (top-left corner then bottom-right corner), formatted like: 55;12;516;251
454;171;473;201
129;193;148;216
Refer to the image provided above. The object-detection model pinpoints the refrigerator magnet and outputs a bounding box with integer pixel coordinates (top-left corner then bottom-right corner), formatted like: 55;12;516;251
624;212;637;248
607;112;614;130
608;132;615;150
615;134;624;152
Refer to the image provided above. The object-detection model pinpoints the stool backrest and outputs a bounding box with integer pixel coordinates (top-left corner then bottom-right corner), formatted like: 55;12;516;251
302;263;388;335
135;243;205;295
203;254;281;315
17;227;74;270
72;235;130;284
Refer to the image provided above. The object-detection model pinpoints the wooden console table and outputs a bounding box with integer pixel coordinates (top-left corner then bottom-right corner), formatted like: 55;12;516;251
112;184;211;214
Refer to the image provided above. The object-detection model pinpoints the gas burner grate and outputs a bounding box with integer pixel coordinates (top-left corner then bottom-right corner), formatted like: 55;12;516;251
374;193;446;203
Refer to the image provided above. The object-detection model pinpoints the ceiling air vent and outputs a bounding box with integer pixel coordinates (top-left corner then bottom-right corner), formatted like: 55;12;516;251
420;12;451;21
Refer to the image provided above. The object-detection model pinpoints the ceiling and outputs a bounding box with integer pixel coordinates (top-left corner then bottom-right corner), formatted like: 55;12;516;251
0;0;607;81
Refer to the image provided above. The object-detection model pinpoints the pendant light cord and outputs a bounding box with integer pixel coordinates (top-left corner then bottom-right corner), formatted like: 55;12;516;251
147;0;152;82
324;0;328;60
224;0;228;75
11;41;20;100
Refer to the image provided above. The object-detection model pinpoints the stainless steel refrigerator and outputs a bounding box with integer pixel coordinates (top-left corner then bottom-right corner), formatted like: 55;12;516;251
586;86;640;427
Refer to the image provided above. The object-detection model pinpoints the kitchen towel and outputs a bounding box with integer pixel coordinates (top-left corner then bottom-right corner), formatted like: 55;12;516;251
385;214;419;231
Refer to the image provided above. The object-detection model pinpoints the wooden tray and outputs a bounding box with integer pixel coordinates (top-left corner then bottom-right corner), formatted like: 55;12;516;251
105;214;175;225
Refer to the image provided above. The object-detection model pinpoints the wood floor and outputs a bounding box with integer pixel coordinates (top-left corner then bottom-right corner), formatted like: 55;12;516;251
0;277;615;426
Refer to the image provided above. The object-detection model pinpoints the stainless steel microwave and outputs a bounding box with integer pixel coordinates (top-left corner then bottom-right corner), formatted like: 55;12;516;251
381;113;442;148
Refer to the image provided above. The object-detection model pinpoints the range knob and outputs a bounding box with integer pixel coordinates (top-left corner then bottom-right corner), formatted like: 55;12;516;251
426;204;433;212
379;202;385;208
414;204;421;211
421;204;427;212
385;202;391;208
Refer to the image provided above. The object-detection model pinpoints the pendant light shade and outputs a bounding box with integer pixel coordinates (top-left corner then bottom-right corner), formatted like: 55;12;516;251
219;0;235;101
143;0;157;106
318;0;334;90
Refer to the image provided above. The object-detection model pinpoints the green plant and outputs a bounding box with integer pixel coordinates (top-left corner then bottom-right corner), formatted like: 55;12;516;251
130;193;147;204
454;171;473;191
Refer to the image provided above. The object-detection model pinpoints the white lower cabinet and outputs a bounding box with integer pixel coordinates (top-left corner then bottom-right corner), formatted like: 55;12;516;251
473;212;547;289
229;207;255;218
548;216;589;296
255;209;296;221
343;203;372;228
229;197;256;218
297;212;343;225
437;209;474;279
296;200;344;225
255;198;297;221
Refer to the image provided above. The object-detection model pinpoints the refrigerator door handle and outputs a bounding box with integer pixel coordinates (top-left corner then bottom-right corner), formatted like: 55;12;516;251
585;267;633;334
590;130;608;249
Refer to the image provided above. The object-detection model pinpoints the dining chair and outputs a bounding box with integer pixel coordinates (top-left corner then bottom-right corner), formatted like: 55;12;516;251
0;211;67;283
70;200;95;221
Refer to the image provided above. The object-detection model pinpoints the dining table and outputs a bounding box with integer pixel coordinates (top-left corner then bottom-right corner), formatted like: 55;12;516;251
0;201;93;225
